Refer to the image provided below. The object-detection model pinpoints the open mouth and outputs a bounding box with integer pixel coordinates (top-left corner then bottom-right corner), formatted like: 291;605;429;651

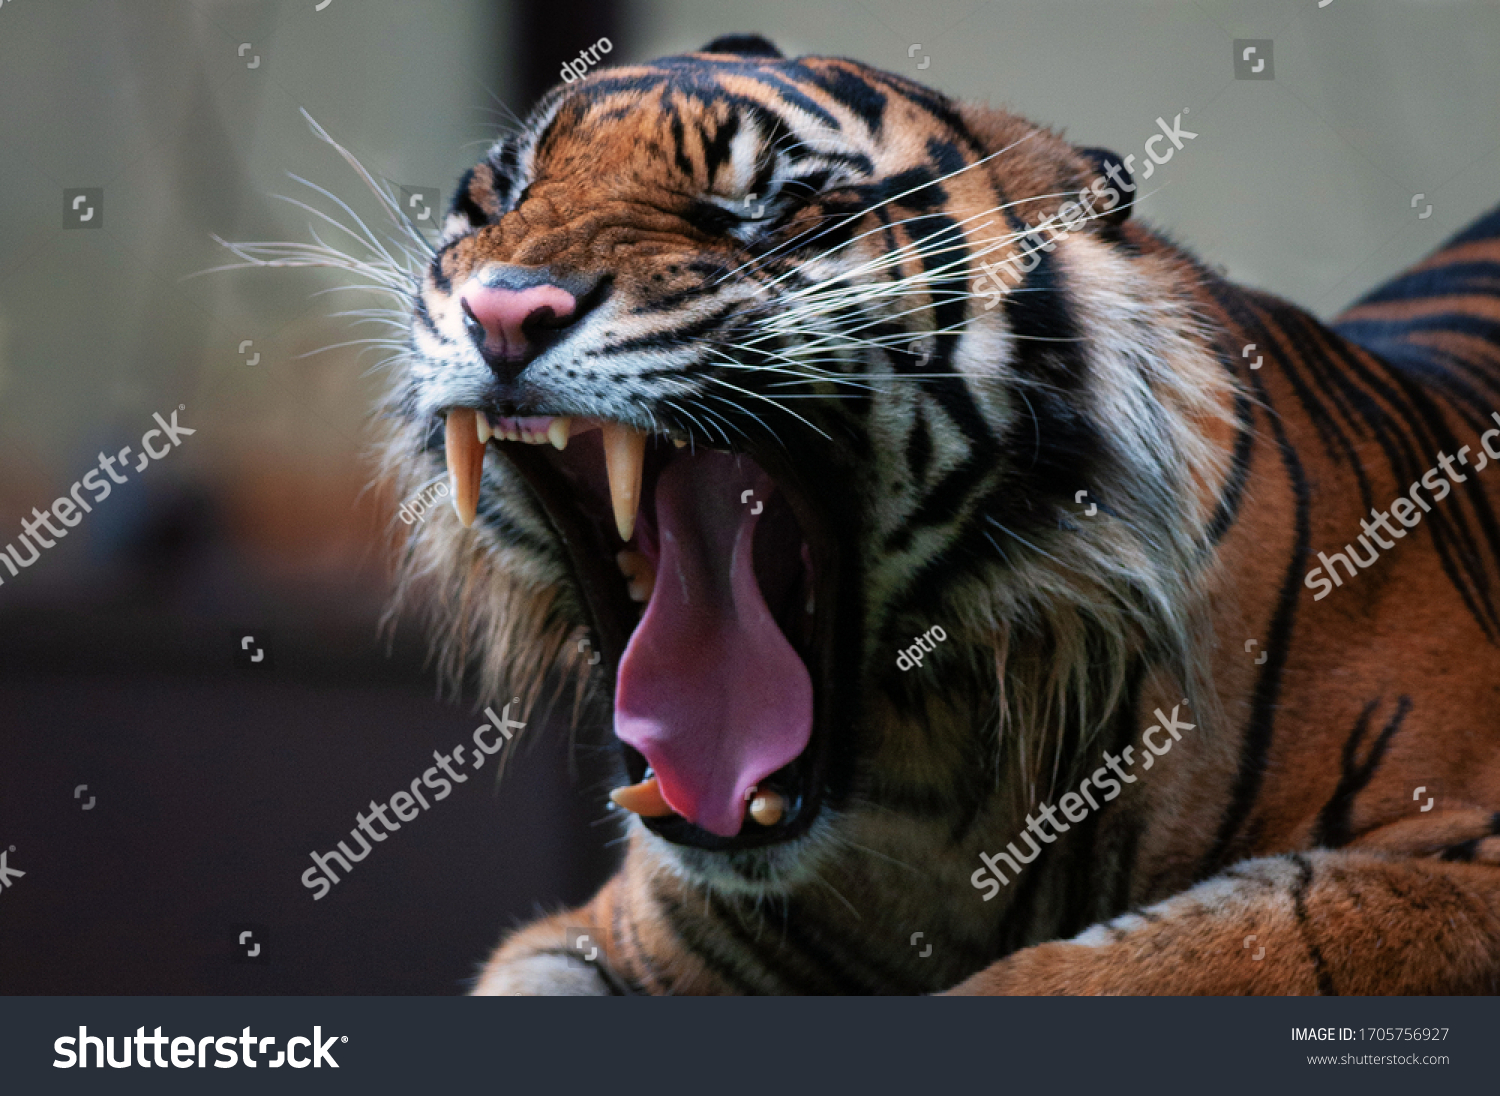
441;406;837;850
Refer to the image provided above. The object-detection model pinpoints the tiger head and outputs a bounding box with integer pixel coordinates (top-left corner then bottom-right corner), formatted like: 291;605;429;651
389;35;1233;889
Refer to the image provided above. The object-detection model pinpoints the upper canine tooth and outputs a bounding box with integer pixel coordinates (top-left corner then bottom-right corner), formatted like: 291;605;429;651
601;422;647;542
475;413;492;444
548;417;571;450
444;408;484;527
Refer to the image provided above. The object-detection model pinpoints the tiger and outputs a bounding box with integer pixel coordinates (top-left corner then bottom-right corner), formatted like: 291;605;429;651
372;35;1500;994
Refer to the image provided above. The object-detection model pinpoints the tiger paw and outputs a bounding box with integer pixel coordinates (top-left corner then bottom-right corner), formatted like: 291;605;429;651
470;953;614;996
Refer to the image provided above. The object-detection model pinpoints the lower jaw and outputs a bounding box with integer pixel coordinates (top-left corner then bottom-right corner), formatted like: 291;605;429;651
621;740;826;851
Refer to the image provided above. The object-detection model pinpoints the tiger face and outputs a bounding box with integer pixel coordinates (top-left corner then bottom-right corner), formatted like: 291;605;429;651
399;35;1224;888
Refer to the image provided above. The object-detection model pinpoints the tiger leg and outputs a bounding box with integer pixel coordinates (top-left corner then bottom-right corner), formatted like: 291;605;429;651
947;847;1500;995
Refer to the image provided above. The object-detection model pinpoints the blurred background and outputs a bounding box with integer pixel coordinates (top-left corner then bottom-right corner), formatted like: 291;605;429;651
0;0;1496;992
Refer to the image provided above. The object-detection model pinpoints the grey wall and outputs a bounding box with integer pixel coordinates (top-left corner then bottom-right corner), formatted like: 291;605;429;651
0;0;515;607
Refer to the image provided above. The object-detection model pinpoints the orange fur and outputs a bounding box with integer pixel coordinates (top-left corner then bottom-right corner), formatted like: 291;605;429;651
376;45;1500;995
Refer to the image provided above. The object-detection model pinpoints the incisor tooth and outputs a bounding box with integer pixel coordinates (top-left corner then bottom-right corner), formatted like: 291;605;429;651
444;408;484;527
475;413;492;444
609;776;675;817
548;416;571;450
601;422;647;542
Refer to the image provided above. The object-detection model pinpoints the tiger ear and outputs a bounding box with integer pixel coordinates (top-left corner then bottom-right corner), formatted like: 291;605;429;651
1075;147;1134;226
699;34;783;58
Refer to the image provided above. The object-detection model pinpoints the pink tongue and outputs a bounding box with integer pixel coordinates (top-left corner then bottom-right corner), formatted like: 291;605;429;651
614;452;813;837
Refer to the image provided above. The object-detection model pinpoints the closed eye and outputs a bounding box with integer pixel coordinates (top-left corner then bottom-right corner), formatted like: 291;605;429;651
686;171;833;240
684;199;751;237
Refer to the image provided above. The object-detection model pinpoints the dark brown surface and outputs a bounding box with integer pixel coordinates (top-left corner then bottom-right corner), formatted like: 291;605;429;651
0;593;621;995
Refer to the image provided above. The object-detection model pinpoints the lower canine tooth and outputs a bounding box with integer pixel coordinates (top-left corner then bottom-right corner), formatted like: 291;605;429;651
617;550;656;602
609;776;675;817
748;788;786;827
444;408;484;527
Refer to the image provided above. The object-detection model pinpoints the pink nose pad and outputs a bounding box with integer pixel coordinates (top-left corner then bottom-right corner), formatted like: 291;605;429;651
458;282;578;362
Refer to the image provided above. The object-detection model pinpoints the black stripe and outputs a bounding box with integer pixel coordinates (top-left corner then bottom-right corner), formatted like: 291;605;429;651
1289;854;1337;995
653;887;762;994
906;405;933;484
1351;337;1500;636
865;69;986;160
449;167;488;227
993;823;1061;956
1058;665;1146;936
1311;696;1412;848
1442;204;1500;247
617;901;675;995
1198;297;1311;877
1205;384;1255;547
491;142;519;207
805;65;887;136
982;243;1102;545
629;280;723;314
1310;329;1500;639
643;60;845;131
1441;811;1500;861
596;301;741;354
413;295;440;335
1273;311;1377;517
668;112;696;179
1441;839;1480;863
1350;261;1500;307
1338;312;1500;352
774;897;919;994
702;894;833;994
699;111;740;185
1109;817;1143;916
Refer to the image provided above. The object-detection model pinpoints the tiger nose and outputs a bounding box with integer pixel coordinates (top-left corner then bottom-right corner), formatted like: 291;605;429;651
458;280;578;367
